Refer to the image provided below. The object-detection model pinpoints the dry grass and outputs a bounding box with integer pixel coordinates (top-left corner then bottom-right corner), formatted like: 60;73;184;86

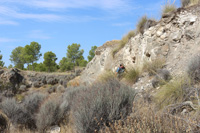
97;70;116;82
112;30;136;57
100;101;200;133
67;76;80;87
136;15;148;34
125;67;141;84
162;0;177;15
154;76;191;109
142;58;166;76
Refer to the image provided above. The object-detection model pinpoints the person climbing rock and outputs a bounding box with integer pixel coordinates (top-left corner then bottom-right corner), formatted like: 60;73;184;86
116;64;126;78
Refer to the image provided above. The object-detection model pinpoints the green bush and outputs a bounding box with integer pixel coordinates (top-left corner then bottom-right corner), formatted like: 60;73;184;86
71;79;136;133
154;77;191;109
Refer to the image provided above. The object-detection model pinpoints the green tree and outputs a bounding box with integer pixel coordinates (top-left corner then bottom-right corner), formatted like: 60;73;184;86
8;64;13;69
0;51;4;67
87;46;97;62
10;47;25;69
43;51;57;72
23;42;42;70
66;43;84;69
59;57;74;72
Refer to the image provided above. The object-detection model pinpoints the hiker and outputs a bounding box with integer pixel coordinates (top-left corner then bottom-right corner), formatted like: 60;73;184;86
116;64;125;78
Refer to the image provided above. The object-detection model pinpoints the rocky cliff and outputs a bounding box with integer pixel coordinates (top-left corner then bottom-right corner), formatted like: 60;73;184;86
81;5;200;84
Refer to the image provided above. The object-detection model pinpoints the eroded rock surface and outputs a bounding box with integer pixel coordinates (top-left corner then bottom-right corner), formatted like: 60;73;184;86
81;5;200;85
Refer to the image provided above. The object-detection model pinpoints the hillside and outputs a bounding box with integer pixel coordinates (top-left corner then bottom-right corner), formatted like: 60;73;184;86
81;5;200;85
1;3;200;133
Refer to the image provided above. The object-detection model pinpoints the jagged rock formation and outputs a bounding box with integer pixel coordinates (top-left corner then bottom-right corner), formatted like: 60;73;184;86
81;5;200;84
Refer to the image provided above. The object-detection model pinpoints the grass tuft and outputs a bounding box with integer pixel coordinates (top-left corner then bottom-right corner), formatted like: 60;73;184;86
154;76;191;109
125;67;141;84
162;0;177;15
112;30;136;57
136;15;148;34
143;58;166;76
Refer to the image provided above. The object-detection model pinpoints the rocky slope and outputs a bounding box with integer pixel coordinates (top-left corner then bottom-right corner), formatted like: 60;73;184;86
0;68;81;98
81;5;200;85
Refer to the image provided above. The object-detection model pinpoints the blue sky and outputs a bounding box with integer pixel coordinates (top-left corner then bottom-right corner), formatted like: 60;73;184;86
0;0;180;67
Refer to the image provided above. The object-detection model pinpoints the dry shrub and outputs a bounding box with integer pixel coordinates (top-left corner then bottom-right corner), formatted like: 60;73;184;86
23;92;47;116
0;110;9;132
162;0;177;15
71;79;136;133
67;78;80;87
112;30;136;57
187;55;200;83
154;76;191;109
36;97;69;132
125;67;141;84
101;101;200;132
0;98;30;126
143;58;165;76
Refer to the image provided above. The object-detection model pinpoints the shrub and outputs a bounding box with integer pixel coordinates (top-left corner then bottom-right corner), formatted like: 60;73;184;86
136;15;148;34
0;111;9;132
0;98;30;126
101;101;199;132
143;58;165;76
125;67;141;84
187;55;200;83
36;98;69;131
181;0;191;7
71;79;136;133
154;77;191;109
162;0;177;15
152;69;171;88
23;92;47;115
112;30;136;57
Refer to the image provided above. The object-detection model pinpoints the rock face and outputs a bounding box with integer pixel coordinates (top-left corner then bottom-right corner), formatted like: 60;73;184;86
81;5;200;84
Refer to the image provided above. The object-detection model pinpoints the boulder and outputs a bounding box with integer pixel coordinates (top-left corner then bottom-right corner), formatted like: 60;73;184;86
8;69;23;87
47;125;61;133
19;85;27;92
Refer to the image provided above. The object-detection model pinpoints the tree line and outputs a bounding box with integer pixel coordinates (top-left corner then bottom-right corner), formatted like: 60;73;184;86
0;41;97;72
